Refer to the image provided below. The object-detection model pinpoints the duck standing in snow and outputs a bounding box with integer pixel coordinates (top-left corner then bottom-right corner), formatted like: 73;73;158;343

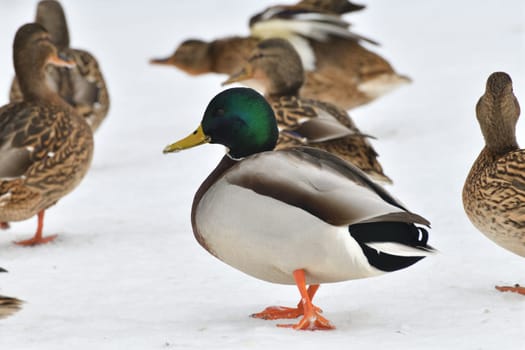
223;38;391;183
0;23;94;245
163;88;434;330
0;268;23;320
463;72;525;295
10;0;110;132
150;0;409;110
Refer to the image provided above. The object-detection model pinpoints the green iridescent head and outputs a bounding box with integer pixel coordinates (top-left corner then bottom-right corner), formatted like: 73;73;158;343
163;88;279;159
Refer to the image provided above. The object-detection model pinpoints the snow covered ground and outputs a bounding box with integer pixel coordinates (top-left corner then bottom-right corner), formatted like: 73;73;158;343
0;0;524;349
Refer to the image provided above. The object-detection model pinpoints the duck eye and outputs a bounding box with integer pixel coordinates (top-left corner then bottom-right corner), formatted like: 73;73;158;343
215;108;225;117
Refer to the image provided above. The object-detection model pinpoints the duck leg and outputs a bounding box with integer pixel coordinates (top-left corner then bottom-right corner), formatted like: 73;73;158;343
0;222;9;230
495;284;525;295
14;211;57;246
277;269;334;330
251;284;321;320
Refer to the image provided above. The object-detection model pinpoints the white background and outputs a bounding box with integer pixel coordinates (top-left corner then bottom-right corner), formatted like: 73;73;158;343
0;1;524;349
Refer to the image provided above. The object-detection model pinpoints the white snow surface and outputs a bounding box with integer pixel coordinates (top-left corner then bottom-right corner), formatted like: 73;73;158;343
0;0;524;349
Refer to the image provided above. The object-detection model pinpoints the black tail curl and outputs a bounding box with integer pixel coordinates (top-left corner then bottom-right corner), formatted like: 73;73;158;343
349;222;432;272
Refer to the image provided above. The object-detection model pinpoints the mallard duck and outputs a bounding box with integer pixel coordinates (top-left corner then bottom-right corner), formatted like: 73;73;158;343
10;0;110;132
150;2;409;110
163;87;434;330
151;36;260;77
223;38;391;183
0;23;94;246
0;268;23;320
463;72;525;295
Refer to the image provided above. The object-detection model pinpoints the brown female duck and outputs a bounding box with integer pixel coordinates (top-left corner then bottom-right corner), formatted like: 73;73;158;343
10;0;110;132
0;268;23;319
0;23;94;246
223;38;391;183
463;72;525;295
150;2;409;110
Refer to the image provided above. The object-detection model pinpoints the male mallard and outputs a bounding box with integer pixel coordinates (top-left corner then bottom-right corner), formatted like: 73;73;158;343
223;38;391;183
463;72;525;295
150;1;409;110
0;23;94;246
163;87;434;330
0;268;23;320
10;0;110;132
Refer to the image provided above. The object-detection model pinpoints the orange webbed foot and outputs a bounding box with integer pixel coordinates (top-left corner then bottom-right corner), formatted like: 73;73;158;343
15;234;57;246
252;306;303;320
274;270;335;331
252;284;322;320
0;222;9;230
496;284;525;295
251;304;322;320
13;210;55;246
277;307;335;330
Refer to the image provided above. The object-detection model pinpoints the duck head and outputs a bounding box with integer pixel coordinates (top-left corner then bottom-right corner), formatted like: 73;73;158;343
476;72;521;155
163;88;279;159
150;39;211;75
36;0;70;50
223;38;304;97
13;23;75;100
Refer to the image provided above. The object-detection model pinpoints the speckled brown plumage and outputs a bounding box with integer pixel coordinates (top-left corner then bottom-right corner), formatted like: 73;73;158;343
0;102;93;221
0;23;94;245
463;72;525;258
270;96;389;183
224;38;391;183
9;0;109;132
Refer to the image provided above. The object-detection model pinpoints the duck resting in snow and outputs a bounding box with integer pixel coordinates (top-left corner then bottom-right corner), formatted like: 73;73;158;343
163;87;434;330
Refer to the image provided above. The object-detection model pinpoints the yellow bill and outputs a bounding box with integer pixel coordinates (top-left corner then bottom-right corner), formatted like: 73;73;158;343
163;124;211;154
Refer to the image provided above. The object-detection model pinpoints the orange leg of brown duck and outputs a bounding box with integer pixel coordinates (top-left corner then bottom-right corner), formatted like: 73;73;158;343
14;211;57;246
0;222;9;230
495;284;525;295
253;269;335;330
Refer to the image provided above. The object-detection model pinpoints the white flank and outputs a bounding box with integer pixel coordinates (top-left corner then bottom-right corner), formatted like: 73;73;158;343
197;179;385;285
194;151;417;285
